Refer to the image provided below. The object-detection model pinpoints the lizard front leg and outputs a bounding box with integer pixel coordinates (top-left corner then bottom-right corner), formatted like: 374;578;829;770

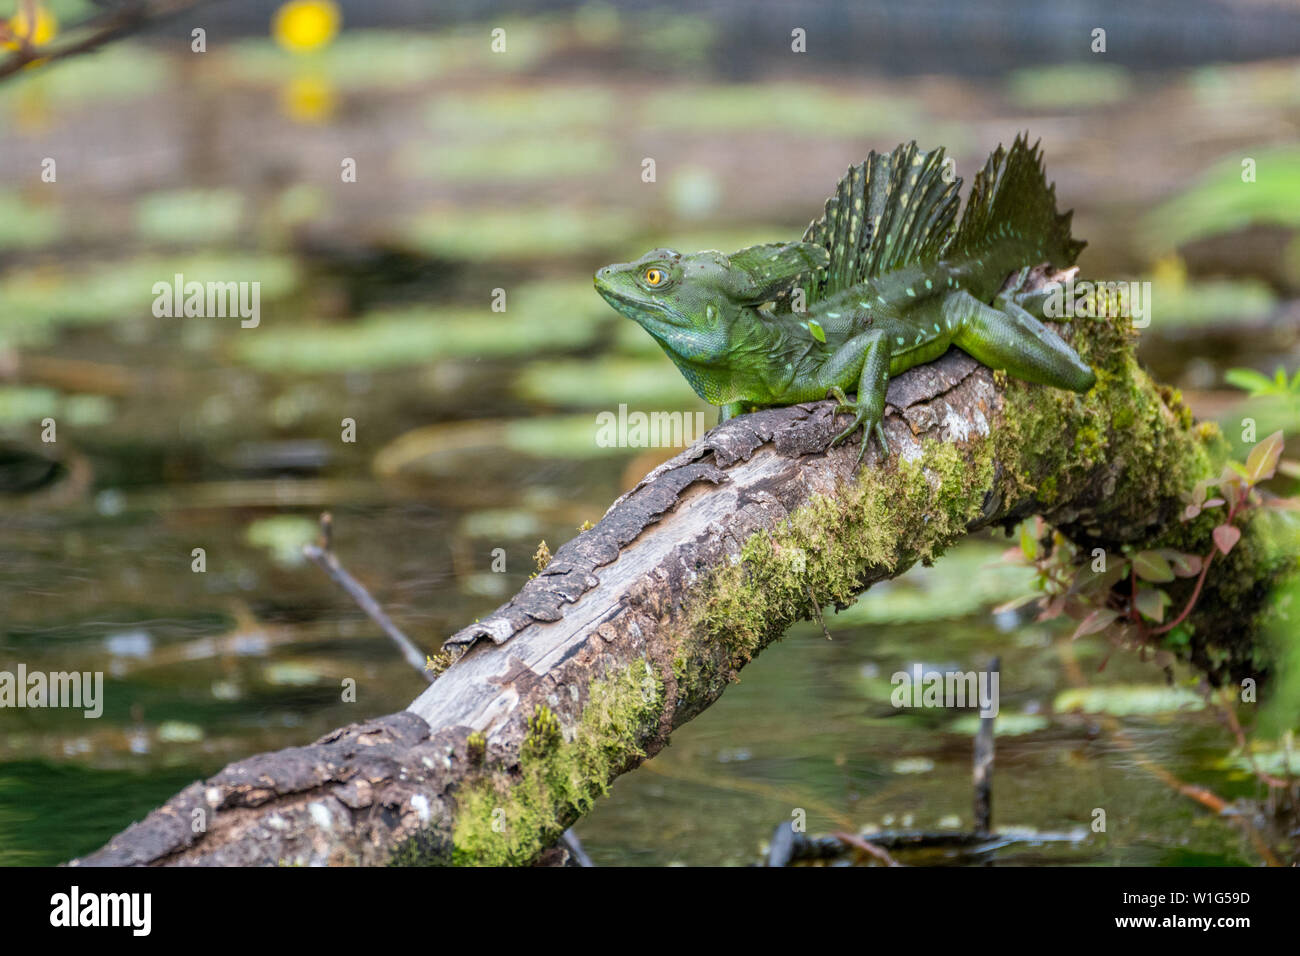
819;329;891;468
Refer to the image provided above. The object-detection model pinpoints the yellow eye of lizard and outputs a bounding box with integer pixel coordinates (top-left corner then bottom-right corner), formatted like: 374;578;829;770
644;268;664;286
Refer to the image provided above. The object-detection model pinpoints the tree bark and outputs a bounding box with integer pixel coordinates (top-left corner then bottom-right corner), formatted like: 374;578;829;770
70;271;1288;867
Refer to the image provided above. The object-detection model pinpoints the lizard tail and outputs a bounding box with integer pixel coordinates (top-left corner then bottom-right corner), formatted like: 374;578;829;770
952;133;1085;268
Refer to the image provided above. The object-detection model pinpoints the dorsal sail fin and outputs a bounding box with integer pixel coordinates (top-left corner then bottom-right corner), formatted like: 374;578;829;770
950;133;1085;267
801;142;961;303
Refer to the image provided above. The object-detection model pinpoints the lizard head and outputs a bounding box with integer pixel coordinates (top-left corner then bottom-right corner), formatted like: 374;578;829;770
593;242;829;363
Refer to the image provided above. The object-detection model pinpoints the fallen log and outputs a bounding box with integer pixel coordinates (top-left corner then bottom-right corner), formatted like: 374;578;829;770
71;271;1289;866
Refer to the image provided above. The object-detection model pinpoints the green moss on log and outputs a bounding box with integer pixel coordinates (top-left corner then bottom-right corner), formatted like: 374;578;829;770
693;435;996;666
447;659;662;866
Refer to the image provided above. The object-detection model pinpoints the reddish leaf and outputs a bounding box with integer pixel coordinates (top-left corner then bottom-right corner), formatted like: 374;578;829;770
1071;607;1121;640
1213;523;1241;555
1160;550;1203;577
1000;545;1028;565
1182;503;1201;522
1037;593;1067;622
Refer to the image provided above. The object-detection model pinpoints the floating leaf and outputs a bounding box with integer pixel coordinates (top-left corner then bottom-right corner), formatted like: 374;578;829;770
947;712;1051;736
156;721;204;743
891;757;935;775
1054;685;1205;716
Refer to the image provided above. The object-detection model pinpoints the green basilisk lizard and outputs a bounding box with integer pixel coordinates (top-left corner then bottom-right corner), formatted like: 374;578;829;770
594;135;1096;467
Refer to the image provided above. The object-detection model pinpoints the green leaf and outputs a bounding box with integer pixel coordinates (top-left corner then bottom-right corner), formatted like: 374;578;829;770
1245;430;1284;485
1224;367;1277;395
806;319;826;343
1019;520;1038;562
1132;550;1175;583
1134;586;1171;623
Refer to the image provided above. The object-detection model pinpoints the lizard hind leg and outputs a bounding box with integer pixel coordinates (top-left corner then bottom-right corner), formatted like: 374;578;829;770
824;329;892;468
947;290;1096;393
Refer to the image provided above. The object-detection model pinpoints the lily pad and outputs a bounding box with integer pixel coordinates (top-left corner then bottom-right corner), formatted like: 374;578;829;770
263;661;324;686
0;193;61;250
1006;64;1133;109
0;255;299;348
374;413;630;476
458;508;542;540
642;83;923;136
426;86;615;133
1053;685;1205;717
0;386;112;427
244;515;318;567
214;24;551;90
1218;746;1300;776
400;136;616;182
156;721;204;743
135;189;246;245
830;544;1038;626
236;280;608;373
404;205;635;261
947;712;1051;736
513;357;703;409
891;757;935;775
0;42;171;116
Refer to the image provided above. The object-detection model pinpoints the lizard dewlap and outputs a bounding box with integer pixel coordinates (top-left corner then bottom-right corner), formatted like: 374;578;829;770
594;135;1097;467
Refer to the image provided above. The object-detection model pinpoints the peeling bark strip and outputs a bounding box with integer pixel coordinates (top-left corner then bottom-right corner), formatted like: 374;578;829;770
72;273;1283;866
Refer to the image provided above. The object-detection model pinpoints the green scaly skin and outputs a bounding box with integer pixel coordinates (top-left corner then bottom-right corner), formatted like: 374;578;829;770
594;136;1097;468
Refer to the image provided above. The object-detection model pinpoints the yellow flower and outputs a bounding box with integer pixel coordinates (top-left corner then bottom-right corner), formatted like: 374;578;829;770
272;0;340;54
3;3;58;50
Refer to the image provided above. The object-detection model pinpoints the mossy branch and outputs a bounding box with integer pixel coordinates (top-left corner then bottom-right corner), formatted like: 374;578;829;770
72;270;1294;867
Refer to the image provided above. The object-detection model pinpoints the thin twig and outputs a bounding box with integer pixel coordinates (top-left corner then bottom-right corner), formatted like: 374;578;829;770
972;656;998;837
831;831;901;866
805;584;832;640
302;512;432;682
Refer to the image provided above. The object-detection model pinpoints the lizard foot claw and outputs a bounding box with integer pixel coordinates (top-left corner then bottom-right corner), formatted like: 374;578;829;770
827;388;888;469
